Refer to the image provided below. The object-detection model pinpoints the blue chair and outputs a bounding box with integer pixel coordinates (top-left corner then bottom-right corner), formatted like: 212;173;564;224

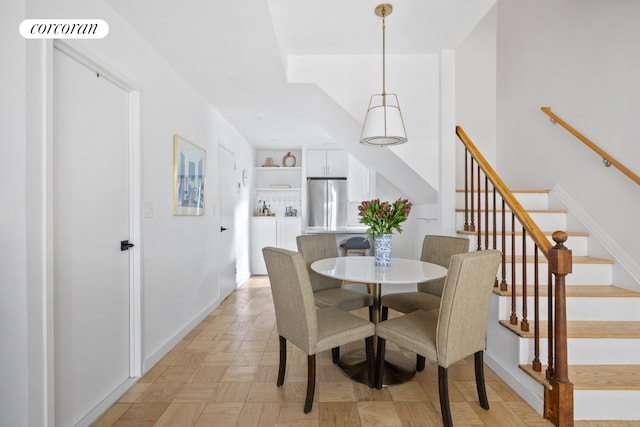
340;237;373;294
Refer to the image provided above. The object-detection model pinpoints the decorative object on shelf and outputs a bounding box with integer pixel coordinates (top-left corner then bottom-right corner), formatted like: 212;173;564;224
255;200;275;216
262;157;279;167
282;151;297;167
285;206;298;217
357;198;412;267
173;134;206;216
360;3;408;147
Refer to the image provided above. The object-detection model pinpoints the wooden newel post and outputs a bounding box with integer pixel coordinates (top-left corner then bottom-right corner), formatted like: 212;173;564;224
544;231;574;426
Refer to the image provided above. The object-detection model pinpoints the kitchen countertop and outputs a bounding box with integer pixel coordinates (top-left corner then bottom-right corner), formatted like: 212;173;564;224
305;226;368;234
252;215;301;219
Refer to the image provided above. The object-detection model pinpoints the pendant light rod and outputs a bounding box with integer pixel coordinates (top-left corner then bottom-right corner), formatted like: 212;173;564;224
377;4;389;103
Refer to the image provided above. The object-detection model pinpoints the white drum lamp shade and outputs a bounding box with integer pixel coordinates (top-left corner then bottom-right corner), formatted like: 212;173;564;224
360;94;407;146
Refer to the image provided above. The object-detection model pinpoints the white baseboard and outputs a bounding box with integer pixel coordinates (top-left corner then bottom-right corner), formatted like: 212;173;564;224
143;298;221;372
75;296;224;425
483;351;544;415
236;272;251;288
74;377;138;427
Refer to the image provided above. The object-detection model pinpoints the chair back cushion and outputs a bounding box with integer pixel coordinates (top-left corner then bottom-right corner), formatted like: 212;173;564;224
296;234;341;291
417;235;470;297
262;247;318;354
436;250;501;367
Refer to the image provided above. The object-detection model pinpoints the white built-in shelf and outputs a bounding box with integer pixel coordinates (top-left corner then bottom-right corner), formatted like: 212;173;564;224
255;167;302;171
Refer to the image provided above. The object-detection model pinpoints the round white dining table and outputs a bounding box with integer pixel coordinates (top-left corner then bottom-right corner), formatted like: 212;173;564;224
311;256;447;385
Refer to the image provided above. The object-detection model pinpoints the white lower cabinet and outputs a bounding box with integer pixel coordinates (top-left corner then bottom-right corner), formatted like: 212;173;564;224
251;217;302;274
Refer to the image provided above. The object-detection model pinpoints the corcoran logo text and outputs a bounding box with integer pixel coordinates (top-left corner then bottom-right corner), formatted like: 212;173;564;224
20;19;109;39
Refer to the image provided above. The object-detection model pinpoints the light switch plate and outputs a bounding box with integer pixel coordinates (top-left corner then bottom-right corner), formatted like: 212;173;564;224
143;200;153;218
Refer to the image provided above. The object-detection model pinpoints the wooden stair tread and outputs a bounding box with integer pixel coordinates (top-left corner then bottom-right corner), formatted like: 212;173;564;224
505;255;613;264
520;364;640;390
493;284;640;298
500;320;640;338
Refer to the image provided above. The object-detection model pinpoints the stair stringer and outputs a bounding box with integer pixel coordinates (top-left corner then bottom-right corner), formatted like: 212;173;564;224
552;184;640;292
484;293;546;415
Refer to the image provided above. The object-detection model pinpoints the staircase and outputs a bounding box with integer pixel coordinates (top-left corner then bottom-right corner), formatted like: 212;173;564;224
456;189;640;421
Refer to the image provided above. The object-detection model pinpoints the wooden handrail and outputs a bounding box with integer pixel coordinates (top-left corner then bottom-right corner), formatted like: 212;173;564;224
456;126;552;256
541;106;640;186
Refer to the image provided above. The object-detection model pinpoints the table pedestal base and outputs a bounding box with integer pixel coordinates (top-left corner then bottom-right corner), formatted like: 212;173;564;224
338;348;415;386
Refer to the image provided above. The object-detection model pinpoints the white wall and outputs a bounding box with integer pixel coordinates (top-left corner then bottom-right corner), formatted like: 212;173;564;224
496;0;640;288
455;5;497;189
1;1;29;425
7;0;254;422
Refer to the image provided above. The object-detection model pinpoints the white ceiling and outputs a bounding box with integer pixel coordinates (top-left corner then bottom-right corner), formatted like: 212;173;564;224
106;0;495;150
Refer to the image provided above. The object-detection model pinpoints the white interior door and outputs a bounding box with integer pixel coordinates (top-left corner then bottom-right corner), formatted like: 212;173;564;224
218;145;237;299
53;48;132;426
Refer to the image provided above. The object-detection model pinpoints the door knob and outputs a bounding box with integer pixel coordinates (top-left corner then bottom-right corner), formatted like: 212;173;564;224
220;227;228;232
120;240;135;251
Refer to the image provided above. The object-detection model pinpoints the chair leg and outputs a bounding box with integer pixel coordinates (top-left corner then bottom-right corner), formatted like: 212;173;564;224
277;336;287;387
375;337;386;389
438;366;453;427
381;306;389;321
365;336;374;388
304;354;316;413
475;350;490;410
416;354;426;372
331;347;340;364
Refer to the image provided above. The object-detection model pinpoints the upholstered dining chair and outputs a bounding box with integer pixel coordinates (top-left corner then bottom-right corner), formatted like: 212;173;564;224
297;234;374;363
375;250;501;427
262;247;375;413
380;235;469;371
297;234;373;311
381;235;470;317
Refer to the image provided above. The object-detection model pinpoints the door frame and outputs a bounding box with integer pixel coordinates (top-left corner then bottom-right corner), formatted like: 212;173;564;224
49;41;142;425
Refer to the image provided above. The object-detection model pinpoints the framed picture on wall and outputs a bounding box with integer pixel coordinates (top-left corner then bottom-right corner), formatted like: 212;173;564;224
173;134;206;216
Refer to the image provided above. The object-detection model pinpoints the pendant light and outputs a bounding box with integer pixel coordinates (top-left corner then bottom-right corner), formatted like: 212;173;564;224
360;3;408;146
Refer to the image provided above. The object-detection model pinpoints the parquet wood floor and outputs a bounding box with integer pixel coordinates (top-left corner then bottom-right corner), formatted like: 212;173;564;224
93;276;639;426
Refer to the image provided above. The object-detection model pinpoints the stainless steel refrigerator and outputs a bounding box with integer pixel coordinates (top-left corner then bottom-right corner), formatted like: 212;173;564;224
307;177;347;229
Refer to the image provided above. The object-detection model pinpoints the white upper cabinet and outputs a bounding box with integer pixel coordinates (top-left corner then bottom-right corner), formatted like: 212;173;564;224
347;153;371;201
306;148;347;177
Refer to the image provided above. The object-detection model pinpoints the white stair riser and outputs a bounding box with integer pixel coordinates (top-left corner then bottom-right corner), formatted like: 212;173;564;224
456;192;550;210
500;262;612;285
456;211;567;232
462;235;588;256
518;337;640;365
496;296;640;321
575;390;640;420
